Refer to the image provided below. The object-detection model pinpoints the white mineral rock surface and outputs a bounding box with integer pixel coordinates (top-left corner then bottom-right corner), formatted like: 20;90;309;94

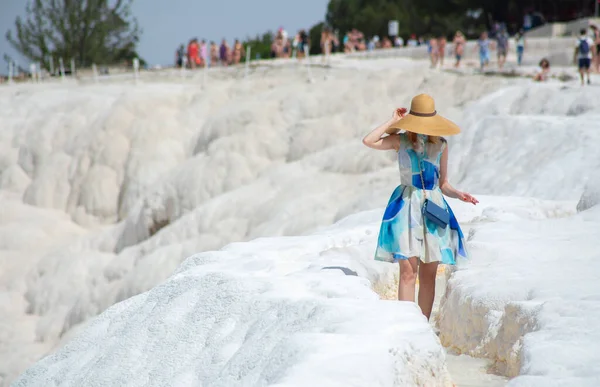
2;57;599;386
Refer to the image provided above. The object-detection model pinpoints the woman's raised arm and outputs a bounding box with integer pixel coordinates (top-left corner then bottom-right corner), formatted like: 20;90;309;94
362;109;406;151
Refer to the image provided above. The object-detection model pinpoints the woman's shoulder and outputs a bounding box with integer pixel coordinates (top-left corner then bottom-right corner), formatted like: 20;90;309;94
428;137;447;154
438;137;448;150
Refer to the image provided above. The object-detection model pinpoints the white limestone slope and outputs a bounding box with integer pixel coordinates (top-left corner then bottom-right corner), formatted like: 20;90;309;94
1;61;518;384
449;82;600;201
11;211;452;387
434;83;600;386
2;57;600;386
437;196;600;386
10;194;582;387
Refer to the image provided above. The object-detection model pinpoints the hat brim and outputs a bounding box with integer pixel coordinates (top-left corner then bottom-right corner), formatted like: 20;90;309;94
385;113;461;136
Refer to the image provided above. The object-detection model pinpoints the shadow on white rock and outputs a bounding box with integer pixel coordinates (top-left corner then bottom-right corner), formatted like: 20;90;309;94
577;180;600;212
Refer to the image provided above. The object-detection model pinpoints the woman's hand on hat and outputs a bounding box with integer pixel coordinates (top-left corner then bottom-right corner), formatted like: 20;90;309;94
458;192;479;205
392;108;408;122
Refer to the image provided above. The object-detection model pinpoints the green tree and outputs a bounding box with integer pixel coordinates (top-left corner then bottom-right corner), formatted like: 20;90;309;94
309;22;324;55
243;31;274;61
325;0;490;40
6;0;143;69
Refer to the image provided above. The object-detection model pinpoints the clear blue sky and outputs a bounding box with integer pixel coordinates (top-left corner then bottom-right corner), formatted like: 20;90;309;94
1;0;328;70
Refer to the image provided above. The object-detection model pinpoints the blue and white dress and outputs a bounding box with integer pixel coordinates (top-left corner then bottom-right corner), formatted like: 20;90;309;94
375;134;467;265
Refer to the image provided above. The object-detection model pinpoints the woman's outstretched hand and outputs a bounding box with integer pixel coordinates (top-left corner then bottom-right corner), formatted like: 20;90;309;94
458;192;479;205
392;108;408;121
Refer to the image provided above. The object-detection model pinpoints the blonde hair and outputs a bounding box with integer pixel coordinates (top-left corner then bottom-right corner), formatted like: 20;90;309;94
407;132;441;145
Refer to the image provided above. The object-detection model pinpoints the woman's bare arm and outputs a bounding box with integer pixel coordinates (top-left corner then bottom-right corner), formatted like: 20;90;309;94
439;144;479;204
362;109;406;151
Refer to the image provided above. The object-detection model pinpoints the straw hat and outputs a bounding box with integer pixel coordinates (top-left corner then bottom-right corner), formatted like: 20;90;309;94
386;94;461;136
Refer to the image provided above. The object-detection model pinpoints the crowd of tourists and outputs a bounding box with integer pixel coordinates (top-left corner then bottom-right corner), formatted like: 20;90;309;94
175;27;317;68
470;24;599;86
270;28;310;59
176;38;246;69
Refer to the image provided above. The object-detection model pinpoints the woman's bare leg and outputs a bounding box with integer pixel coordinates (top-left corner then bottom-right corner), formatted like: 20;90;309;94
418;261;439;320
398;257;418;302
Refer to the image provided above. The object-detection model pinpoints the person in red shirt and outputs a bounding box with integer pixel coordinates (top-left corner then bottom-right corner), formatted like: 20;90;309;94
188;39;200;69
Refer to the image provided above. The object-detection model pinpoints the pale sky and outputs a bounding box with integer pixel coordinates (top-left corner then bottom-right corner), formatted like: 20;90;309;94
1;0;328;71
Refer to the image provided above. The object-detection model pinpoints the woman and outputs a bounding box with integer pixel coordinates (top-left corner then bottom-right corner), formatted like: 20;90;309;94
534;58;550;82
188;39;200;69
437;35;447;67
515;29;526;66
210;42;219;67
297;30;309;58
453;31;466;68
232;40;243;65
428;37;439;68
321;28;333;63
475;31;493;70
219;39;229;66
362;94;478;320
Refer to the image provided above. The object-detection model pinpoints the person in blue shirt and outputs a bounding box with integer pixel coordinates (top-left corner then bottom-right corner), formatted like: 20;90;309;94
496;28;510;69
515;29;526;66
474;31;495;70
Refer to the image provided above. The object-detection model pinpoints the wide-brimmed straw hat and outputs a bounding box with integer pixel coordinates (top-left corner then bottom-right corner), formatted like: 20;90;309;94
386;94;461;136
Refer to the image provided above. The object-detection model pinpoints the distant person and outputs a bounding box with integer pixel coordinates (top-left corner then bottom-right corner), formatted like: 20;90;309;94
362;94;477;320
574;28;594;85
292;33;300;57
590;25;600;73
284;39;292;58
186;39;193;69
219;39;230;66
374;35;382;49
232;39;244;64
200;40;208;67
394;36;404;47
490;21;500;39
297;29;309;58
210;41;218;67
368;36;379;51
407;34;418;47
276;29;290;58
523;12;533;31
496;28;509;69
453;31;466;68
515;29;526;66
279;26;288;42
270;40;277;58
475;31;494;70
438;35;447;67
188;38;201;69
382;36;393;49
352;28;366;51
273;32;284;58
342;31;351;53
320;28;332;57
534;58;550;81
175;44;185;68
428;37;439;68
332;30;341;53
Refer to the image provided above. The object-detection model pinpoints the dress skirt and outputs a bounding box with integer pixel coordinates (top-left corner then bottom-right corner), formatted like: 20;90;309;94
374;185;467;265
